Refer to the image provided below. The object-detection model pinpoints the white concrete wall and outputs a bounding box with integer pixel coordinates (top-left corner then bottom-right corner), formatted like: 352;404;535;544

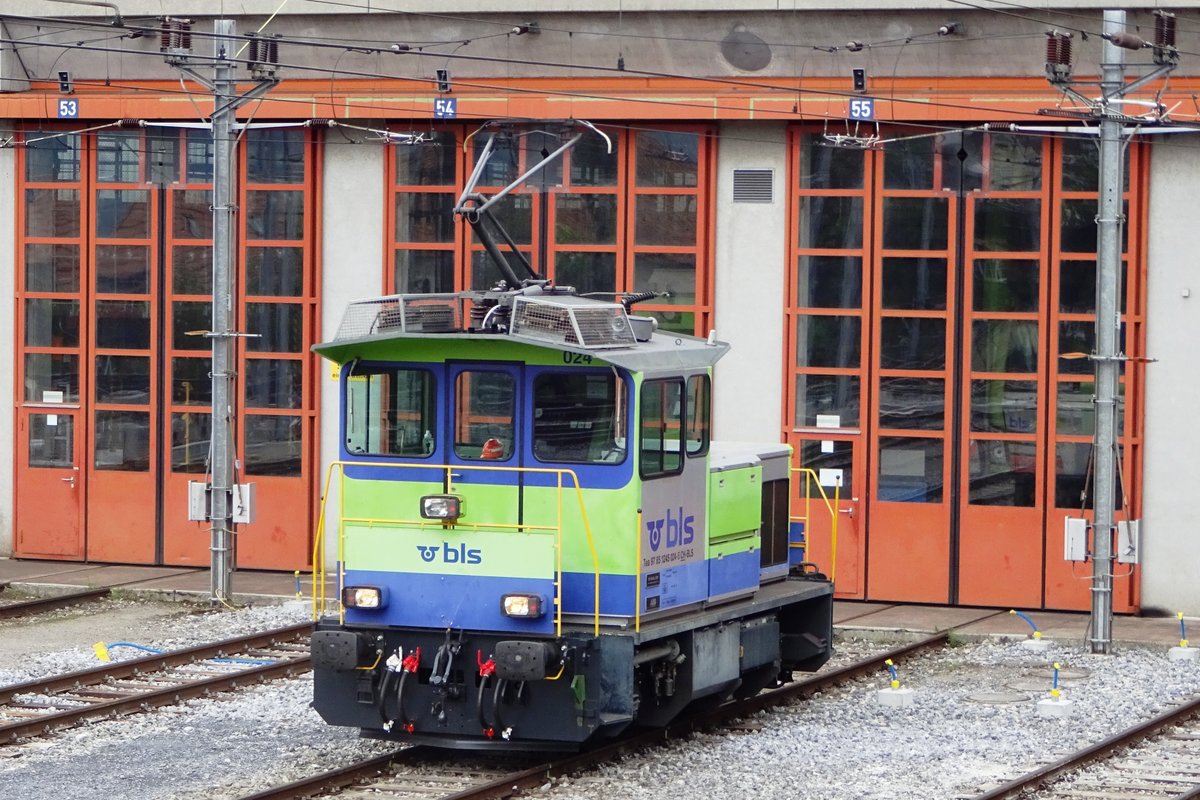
1141;136;1200;616
317;138;385;569
0;128;13;557
712;121;788;443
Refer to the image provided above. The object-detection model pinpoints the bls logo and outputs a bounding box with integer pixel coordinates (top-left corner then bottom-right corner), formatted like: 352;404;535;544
646;507;695;552
416;543;482;565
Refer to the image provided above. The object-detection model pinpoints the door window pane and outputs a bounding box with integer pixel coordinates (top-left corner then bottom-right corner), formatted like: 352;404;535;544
172;358;212;405
882;197;948;250
971;320;1038;373
96;132;142;183
173;189;214;239
973;260;1039;312
636;132;698;187
879;318;945;370
96;245;150;294
244;415;303;476
799;439;853;494
798;196;862;249
24;299;79;347
556;194;618;244
1059;260;1127;314
245;359;302;409
974;198;1040;252
970;380;1037;433
95;355;150;404
794;374;859;428
800;136;863;189
797;256;862;309
1060;199;1097;253
94;410;149;471
147;129;180;185
173;301;212;350
969;439;1036;506
686;375;710;457
173;246;213;294
454;371;515;461
470;194;532;245
472;249;532;290
247;247;304;296
25;244;80;292
1055;441;1124;509
24;353;79;402
171;411;210;472
26;135;81;182
395;131;456;185
795;316;860;369
96;300;151;349
878;377;944;430
635;195;697;246
570;131;619;186
247;191;305;240
246;129;305;184
395;250;455;294
395;192;456;243
26;189;81;237
1057;380;1125;437
881;258;947;310
989;134;1042;192
555;252;617;296
633;254;695;305
185;129;214;182
884;137;935;190
878;437;943;502
96;189;149;238
246;303;302;353
29;413;74;468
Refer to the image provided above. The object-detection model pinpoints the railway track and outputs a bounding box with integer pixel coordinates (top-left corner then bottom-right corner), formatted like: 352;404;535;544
974;694;1200;799
0;622;312;745
0;587;112;620
240;632;951;800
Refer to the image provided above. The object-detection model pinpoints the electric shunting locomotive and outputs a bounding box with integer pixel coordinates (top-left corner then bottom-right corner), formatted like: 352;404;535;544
307;124;834;751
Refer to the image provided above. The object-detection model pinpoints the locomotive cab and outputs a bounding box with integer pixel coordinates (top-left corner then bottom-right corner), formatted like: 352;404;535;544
309;290;834;750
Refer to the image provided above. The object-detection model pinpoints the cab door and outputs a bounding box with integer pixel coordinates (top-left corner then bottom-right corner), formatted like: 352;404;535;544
445;363;523;526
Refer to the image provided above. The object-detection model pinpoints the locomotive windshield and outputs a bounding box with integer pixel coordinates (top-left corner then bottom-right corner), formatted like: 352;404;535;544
345;366;437;457
532;372;626;464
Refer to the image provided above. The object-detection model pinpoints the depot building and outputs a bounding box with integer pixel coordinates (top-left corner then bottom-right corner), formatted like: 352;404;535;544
1;1;1198;614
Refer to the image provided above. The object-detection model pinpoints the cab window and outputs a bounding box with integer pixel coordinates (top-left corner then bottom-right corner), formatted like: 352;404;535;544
454;370;515;461
686;374;710;457
345;366;436;457
533;372;626;464
640;378;683;478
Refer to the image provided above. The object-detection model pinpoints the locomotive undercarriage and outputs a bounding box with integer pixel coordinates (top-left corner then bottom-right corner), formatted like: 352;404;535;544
311;577;834;751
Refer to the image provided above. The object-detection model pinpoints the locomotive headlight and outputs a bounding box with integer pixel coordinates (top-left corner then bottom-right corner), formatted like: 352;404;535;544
342;585;386;609
501;593;545;618
421;494;462;520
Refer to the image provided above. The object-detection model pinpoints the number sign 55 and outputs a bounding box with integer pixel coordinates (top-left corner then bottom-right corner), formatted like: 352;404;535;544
848;98;874;120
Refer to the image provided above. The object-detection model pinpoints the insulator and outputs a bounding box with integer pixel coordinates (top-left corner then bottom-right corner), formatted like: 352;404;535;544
1155;11;1177;49
180;24;192;50
246;34;260;65
117;118;141;128
160;23;171;50
267;37;279;65
846;40;864;53
1059;32;1072;65
1045;32;1059;65
1108;31;1146;50
307;118;333;127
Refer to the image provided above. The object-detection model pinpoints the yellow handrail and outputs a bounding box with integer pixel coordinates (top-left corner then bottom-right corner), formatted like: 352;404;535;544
310;460;602;636
789;467;841;583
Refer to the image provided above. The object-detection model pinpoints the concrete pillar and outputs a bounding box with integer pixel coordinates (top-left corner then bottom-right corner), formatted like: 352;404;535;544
317;137;385;569
712;121;788;443
1142;135;1200;616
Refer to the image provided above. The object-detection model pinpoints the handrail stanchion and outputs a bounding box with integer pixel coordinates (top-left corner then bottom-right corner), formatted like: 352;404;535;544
830;478;840;584
556;470;564;637
635;509;643;633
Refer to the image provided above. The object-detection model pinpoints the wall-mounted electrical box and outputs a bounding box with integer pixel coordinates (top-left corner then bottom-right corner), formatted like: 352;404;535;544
188;481;256;525
1064;517;1089;562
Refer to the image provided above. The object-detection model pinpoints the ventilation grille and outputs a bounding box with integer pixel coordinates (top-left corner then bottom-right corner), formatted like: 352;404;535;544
335;294;461;340
732;169;773;203
510;296;635;350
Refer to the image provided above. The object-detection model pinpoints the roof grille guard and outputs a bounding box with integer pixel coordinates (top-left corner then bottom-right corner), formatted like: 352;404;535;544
509;295;635;350
334;294;461;340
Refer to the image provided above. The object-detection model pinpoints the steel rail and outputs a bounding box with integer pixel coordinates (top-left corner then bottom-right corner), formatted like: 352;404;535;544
239;632;950;800
0;587;111;620
0;622;312;743
974;693;1200;799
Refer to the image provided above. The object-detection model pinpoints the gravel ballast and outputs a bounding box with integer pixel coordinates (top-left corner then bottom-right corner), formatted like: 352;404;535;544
2;598;1200;799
